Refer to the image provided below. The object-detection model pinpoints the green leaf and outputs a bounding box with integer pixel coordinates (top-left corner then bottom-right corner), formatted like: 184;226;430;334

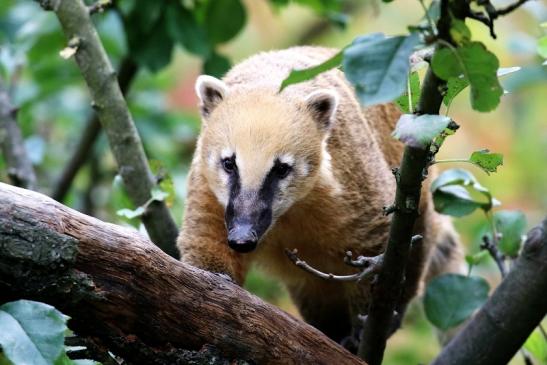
392;114;451;149
424;274;489;330
0;300;68;365
431;168;498;216
443;67;521;108
204;0;247;45
343;32;422;106
127;13;174;72
537;36;547;59
280;50;343;91
494;210;527;257
465;250;489;266
203;51;231;78
116;206;145;219
395;71;421;113
165;2;210;57
450;19;471;45
54;353;75;365
432;42;503;112
524;328;547;364
433;185;489;217
469;150;503;174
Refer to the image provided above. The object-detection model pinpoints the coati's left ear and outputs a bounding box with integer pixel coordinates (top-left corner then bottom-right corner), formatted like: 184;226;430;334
305;89;339;132
195;75;228;118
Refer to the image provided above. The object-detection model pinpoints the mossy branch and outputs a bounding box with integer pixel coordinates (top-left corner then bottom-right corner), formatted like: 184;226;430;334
35;0;179;258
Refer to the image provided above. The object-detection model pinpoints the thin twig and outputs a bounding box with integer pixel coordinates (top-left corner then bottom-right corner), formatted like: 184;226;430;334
88;0;112;15
481;235;507;278
285;249;383;282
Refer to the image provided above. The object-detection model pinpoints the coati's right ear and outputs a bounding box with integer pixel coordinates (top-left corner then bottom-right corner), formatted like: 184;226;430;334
195;75;228;118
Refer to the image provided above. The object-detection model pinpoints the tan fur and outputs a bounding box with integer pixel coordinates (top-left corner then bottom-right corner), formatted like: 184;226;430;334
178;46;464;340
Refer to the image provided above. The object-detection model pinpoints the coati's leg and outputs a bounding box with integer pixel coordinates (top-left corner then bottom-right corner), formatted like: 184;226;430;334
177;169;250;284
287;281;352;343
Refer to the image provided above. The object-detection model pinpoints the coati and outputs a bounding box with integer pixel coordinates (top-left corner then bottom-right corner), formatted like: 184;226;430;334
177;46;463;342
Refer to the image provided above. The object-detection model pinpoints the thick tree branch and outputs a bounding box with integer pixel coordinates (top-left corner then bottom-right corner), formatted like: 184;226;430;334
0;79;37;190
432;218;547;365
0;182;365;365
357;2;469;364
36;0;179;258
52;56;138;203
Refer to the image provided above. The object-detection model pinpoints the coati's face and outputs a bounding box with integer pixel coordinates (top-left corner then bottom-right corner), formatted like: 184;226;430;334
195;75;338;253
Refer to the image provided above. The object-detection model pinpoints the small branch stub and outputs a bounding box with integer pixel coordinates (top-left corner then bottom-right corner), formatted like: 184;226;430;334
88;0;112;15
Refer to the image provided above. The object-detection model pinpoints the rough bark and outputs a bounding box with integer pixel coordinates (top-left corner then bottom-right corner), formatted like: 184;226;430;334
432;218;547;365
0;79;37;190
0;182;365;365
36;0;179;258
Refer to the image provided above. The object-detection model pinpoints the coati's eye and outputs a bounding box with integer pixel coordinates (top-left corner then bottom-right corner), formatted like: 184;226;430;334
274;163;292;179
222;157;236;173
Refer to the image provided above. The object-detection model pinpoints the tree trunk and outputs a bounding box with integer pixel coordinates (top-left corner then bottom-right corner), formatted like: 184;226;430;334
0;182;364;365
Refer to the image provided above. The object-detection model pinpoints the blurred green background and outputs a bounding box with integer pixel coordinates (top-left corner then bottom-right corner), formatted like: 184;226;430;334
0;1;545;364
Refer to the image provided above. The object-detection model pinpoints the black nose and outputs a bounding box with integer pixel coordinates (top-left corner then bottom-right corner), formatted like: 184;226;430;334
227;225;258;253
228;238;257;253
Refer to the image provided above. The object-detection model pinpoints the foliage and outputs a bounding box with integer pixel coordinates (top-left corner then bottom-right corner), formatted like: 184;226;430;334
0;300;69;365
424;274;489;330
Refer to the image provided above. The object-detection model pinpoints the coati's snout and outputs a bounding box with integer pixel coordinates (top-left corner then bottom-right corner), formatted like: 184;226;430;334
225;199;272;253
224;174;274;253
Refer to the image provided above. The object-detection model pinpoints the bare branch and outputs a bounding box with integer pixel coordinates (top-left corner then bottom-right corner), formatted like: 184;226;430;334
286;249;383;282
88;0;112;15
0;78;37;190
36;0;179;258
481;234;507;277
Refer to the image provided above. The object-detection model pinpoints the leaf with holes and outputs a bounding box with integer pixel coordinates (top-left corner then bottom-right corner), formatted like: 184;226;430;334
280;50;343;91
0;300;69;365
424;274;489;330
469;150;503;174
494;210;527;257
443;67;521;108
343;32;422;106
432;42;502;112
392;114;451;149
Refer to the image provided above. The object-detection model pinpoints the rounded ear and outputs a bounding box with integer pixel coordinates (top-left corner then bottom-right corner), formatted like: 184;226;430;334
305;89;339;132
195;75;228;118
